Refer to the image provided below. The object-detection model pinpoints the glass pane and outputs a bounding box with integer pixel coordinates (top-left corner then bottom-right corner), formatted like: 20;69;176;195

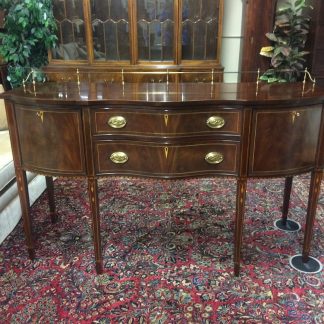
206;19;218;60
161;19;174;60
182;20;193;60
192;20;205;59
52;0;87;60
137;0;174;62
182;0;220;60
91;0;130;61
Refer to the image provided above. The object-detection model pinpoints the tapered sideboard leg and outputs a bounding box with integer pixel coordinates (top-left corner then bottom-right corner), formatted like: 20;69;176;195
274;176;300;232
289;170;323;273
302;170;323;261
45;176;57;223
234;178;247;276
282;176;293;224
16;168;35;260
88;177;103;274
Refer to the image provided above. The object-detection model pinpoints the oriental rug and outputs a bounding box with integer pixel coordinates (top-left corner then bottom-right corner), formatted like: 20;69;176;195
0;175;323;323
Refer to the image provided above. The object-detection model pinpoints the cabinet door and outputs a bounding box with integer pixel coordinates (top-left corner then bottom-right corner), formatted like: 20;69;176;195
137;0;175;62
181;0;222;61
91;0;131;61
249;105;322;176
51;0;87;61
15;105;86;175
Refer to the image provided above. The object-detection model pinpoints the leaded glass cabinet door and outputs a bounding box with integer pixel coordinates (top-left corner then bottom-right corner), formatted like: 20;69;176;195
181;0;221;60
91;0;130;61
48;0;224;82
137;0;175;62
51;0;87;61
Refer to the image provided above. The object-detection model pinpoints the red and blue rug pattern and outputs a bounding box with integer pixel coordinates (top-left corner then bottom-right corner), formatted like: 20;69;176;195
0;176;323;323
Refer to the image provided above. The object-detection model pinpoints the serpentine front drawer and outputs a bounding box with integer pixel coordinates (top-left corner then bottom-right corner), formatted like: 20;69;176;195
94;141;239;177
92;109;241;136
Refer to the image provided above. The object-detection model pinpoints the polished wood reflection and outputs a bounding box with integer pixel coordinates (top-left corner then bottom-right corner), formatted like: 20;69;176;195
2;81;324;276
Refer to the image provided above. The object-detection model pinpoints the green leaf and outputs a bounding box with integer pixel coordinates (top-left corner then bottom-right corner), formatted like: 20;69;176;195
0;0;57;87
260;0;312;83
274;47;282;56
278;3;292;12
299;51;309;56
267;77;278;83
295;0;304;6
276;14;290;25
280;47;291;56
265;33;278;42
260;75;270;81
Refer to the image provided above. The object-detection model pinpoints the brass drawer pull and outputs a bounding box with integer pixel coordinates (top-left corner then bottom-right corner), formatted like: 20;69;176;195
110;152;128;164
108;116;127;129
207;116;225;129
205;152;224;164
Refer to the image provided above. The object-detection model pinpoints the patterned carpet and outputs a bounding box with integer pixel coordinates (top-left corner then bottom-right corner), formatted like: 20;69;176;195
0;175;323;323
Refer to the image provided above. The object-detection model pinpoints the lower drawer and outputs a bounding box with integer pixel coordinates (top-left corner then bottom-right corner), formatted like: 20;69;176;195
94;141;239;177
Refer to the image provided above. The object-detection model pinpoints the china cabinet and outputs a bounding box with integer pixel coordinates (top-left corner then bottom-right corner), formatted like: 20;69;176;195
46;0;224;82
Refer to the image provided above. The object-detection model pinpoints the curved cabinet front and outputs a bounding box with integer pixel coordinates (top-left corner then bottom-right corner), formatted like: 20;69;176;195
249;105;322;176
95;141;239;177
93;108;241;137
15;105;86;176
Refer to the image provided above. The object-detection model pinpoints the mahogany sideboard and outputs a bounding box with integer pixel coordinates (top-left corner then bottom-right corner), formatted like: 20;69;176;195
2;81;324;275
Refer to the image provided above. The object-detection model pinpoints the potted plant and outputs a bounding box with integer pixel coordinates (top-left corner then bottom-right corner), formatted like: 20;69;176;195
259;0;312;83
0;0;57;88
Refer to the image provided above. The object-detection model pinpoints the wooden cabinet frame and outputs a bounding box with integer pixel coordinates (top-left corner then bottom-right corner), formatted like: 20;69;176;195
47;0;224;81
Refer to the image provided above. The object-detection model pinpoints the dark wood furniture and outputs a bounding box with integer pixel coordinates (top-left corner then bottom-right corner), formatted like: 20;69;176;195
2;80;324;275
240;0;278;82
47;0;224;82
310;0;324;86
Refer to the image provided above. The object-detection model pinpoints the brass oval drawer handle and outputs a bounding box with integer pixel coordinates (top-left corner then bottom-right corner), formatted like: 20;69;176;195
110;152;128;164
207;116;226;129
108;116;127;129
205;152;224;164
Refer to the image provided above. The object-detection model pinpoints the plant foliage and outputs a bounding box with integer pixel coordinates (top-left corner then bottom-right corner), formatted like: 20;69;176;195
259;0;312;83
0;0;57;88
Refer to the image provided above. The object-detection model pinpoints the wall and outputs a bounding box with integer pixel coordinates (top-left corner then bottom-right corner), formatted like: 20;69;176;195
221;0;244;82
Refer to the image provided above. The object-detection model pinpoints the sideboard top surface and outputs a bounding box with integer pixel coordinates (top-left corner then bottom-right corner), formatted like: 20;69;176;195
2;82;324;108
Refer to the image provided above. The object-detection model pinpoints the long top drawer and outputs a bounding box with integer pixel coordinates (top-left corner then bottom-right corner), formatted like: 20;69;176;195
92;108;241;136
